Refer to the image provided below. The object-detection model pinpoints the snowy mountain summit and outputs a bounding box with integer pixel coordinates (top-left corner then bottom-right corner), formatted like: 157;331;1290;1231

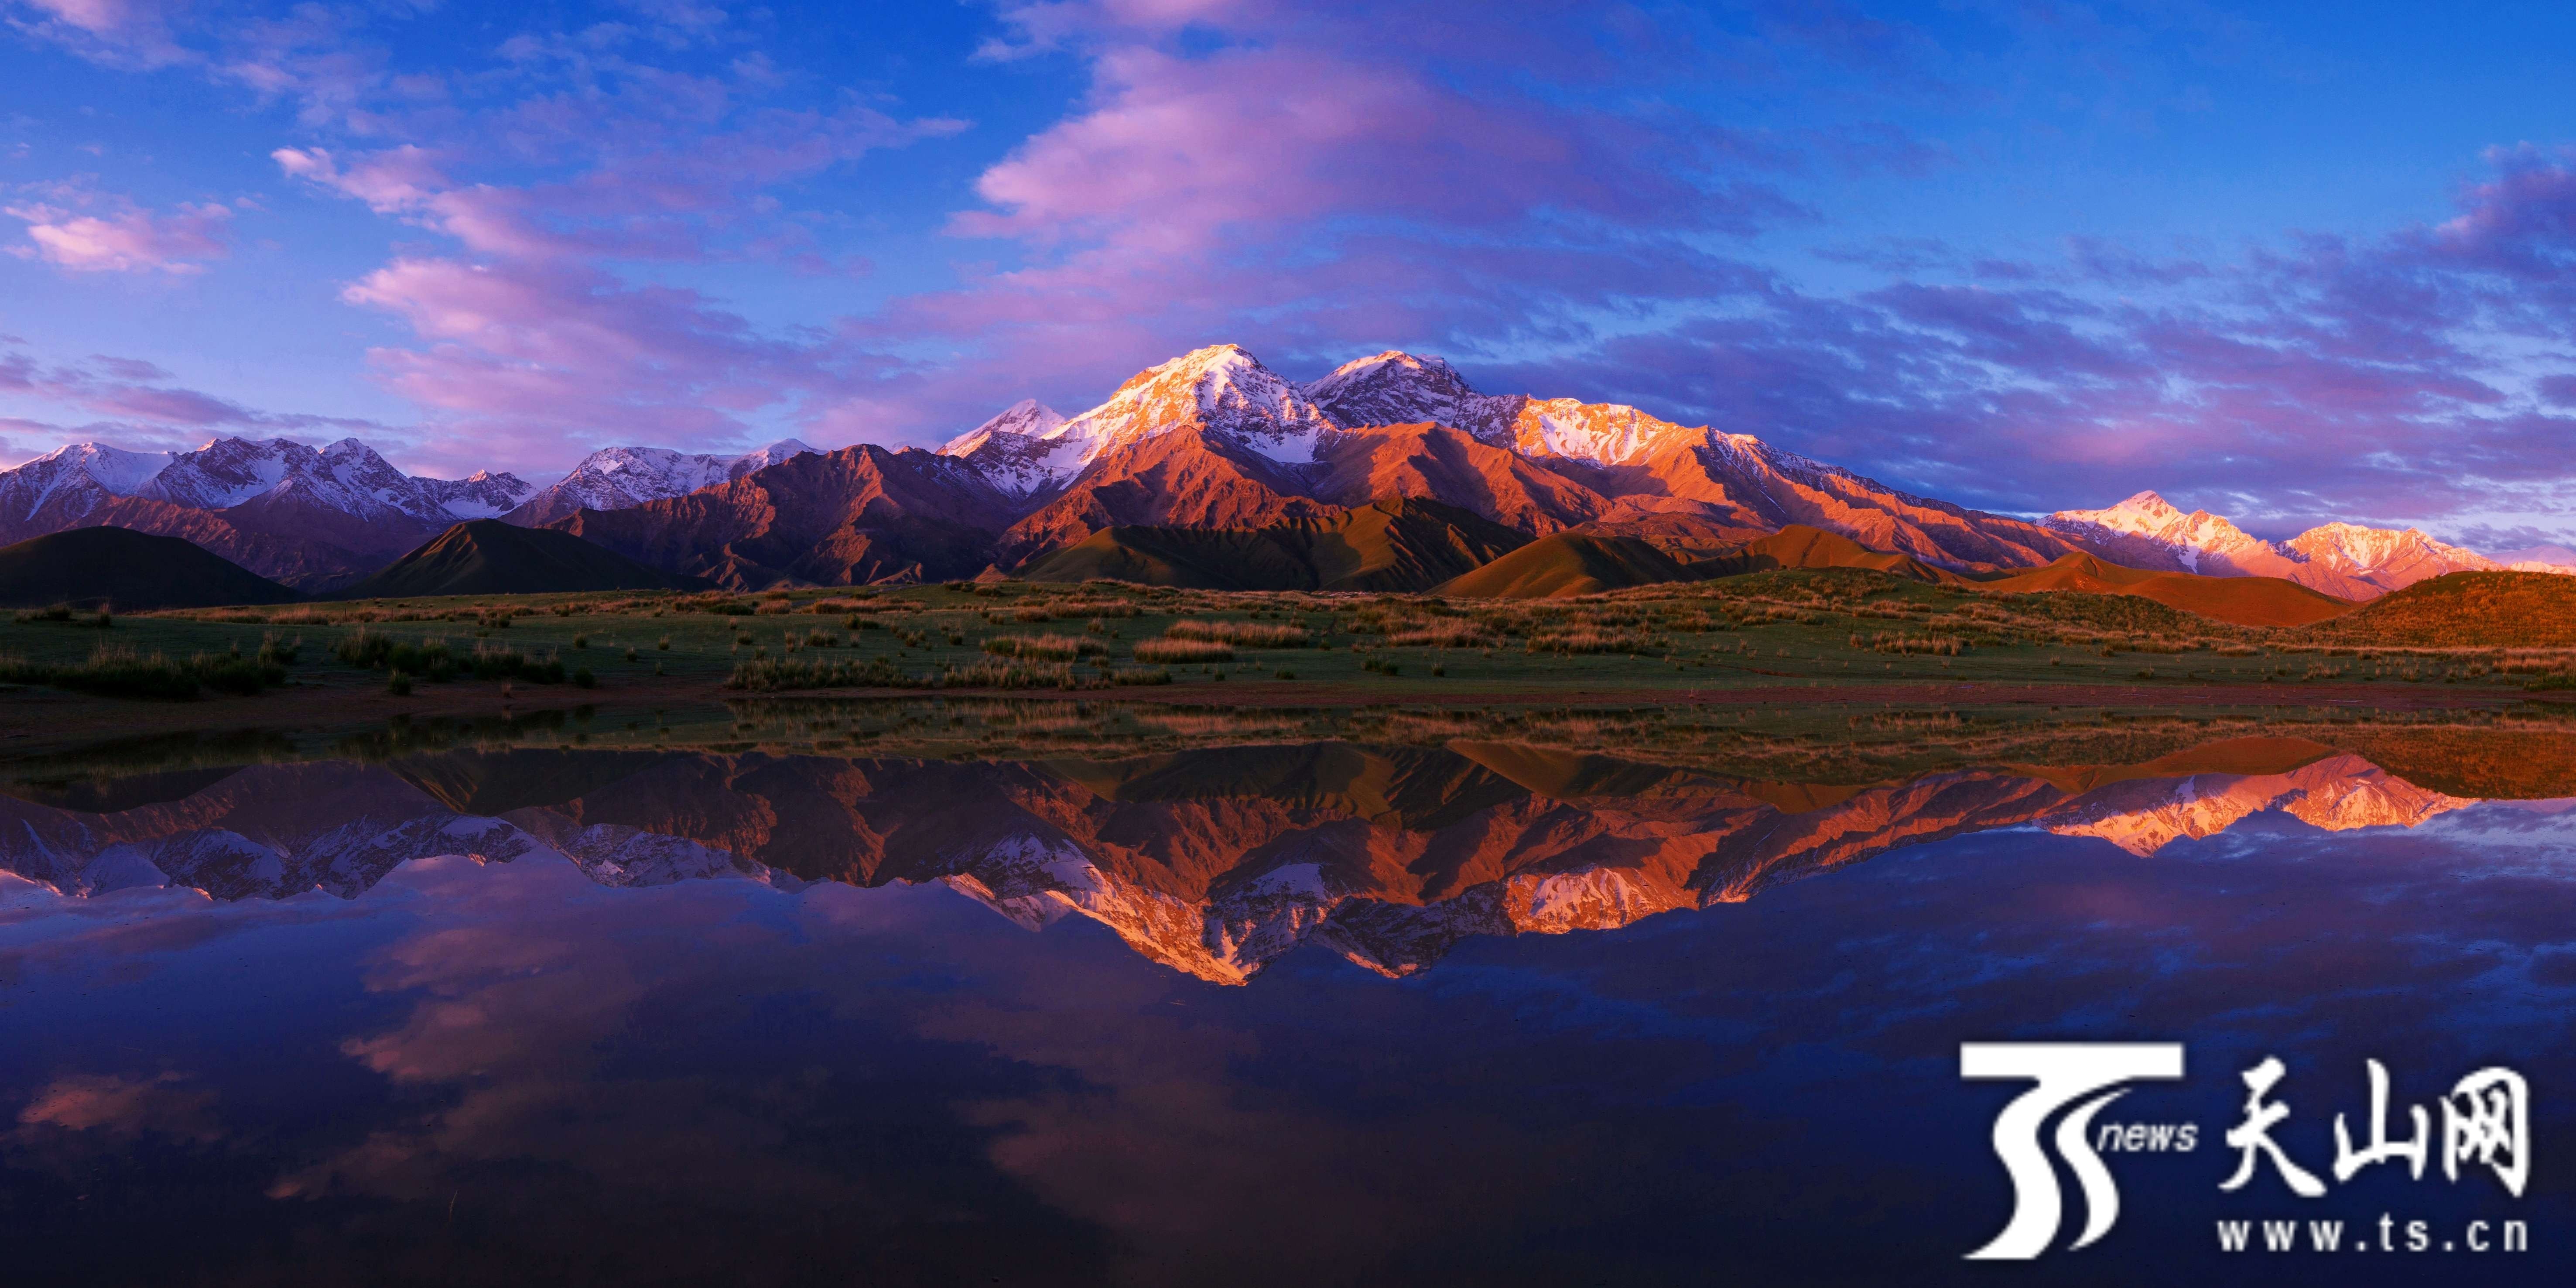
1082;343;1340;465
2045;492;2284;575
506;439;819;524
0;435;531;539
934;400;1077;499
2046;491;2500;597
939;345;1341;497
1302;350;1522;442
146;436;533;521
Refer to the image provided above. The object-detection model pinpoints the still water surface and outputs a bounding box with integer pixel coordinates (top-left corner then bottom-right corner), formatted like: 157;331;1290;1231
1;738;2569;1285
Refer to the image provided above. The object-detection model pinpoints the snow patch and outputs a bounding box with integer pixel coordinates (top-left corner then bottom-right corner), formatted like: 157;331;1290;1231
1511;399;1700;465
58;442;175;494
510;439;810;518
1245;862;1333;899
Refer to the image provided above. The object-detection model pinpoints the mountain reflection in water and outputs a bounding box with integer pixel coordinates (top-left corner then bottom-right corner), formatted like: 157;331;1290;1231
5;730;2573;1288
0;736;2491;982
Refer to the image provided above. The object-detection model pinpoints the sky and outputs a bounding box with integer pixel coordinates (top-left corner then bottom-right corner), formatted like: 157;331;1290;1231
2;0;2574;549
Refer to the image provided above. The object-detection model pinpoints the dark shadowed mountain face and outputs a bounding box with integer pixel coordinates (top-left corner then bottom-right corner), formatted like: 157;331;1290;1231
545;444;1018;589
0;526;300;609
330;520;710;599
0;732;2568;1288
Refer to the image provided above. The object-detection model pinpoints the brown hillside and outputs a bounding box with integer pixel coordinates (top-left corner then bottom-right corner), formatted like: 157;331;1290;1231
550;445;1013;589
996;425;1330;567
2291;570;2576;647
1569;498;1773;557
1433;533;1697;598
332;521;710;599
1982;552;2355;628
1312;423;1613;534
1022;497;1527;592
1694;524;1974;584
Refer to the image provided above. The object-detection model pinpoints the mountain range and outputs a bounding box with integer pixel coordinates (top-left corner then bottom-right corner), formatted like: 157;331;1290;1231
0;437;534;589
4;345;2569;596
329;521;711;600
2039;492;2521;598
503;439;818;525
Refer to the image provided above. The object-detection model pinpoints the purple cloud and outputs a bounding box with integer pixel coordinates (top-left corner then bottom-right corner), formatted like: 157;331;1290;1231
6;0;194;70
3;182;233;274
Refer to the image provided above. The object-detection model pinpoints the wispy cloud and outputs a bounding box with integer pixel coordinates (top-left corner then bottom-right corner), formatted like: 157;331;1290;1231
0;343;386;464
3;180;232;273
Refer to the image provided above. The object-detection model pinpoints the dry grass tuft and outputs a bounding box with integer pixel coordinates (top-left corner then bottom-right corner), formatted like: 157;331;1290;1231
1133;637;1235;663
1165;619;1308;647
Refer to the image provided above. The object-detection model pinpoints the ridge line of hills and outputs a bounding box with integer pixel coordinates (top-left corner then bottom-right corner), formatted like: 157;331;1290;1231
18;514;2576;644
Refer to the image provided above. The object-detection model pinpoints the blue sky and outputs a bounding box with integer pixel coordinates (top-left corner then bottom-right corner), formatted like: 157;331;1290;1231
3;1;2574;548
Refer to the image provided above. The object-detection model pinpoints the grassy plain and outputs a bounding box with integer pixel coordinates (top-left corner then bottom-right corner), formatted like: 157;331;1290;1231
4;571;2567;705
0;569;2566;788
4;568;2571;783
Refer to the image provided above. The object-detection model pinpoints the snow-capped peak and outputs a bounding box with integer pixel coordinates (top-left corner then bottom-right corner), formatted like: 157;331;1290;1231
0;442;183;533
2285;522;2494;581
1305;350;1468;402
0;433;537;528
1308;348;1473;407
434;467;538;517
2040;492;2506;595
1506;398;1707;466
935;400;1090;500
147;435;534;521
38;441;177;494
2491;542;2576;574
1303;350;1729;464
731;438;819;474
939;399;1067;457
1302;350;1521;441
1066;344;1337;466
142;436;301;509
499;438;811;522
2063;490;2184;527
2045;492;2276;575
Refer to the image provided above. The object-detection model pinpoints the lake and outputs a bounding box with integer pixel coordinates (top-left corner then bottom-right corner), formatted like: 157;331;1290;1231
2;735;2567;1285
